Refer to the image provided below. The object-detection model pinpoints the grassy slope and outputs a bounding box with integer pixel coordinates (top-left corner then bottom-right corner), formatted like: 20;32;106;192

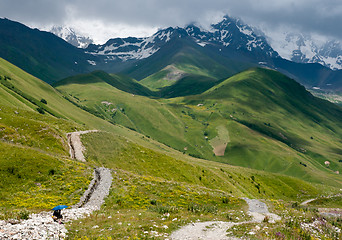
1;58;341;239
0;58;155;215
137;45;233;97
139;66;180;90
65;130;336;239
0;18;94;84
55;77;191;151
54;70;155;97
0;103;93;215
0;59;96;212
195;68;342;172
56;67;342;188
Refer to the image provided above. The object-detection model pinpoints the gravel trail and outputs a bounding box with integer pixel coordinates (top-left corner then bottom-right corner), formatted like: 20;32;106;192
0;131;111;239
67;130;98;162
170;198;281;240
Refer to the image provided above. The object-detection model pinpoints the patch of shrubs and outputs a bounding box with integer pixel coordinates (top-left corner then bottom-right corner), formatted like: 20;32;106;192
37;107;45;114
300;162;307;167
187;203;217;214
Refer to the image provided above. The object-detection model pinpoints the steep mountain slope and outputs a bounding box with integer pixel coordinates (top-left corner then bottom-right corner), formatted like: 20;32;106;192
0;57;128;131
0;18;97;83
121;32;253;96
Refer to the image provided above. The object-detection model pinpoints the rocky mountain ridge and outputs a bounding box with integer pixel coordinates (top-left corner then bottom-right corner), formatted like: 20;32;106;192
50;25;93;48
85;16;278;64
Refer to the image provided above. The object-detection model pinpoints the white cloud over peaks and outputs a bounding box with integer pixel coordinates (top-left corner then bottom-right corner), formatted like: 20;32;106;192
1;0;342;43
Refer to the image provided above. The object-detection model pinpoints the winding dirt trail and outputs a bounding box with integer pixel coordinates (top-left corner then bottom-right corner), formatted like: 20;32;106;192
67;130;98;162
0;130;111;239
170;198;281;240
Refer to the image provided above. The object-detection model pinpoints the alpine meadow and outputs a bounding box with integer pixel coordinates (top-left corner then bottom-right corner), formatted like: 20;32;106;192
0;10;342;240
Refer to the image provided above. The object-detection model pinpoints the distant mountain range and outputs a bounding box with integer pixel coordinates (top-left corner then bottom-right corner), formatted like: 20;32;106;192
51;16;342;72
86;16;278;64
270;32;342;70
1;16;342;91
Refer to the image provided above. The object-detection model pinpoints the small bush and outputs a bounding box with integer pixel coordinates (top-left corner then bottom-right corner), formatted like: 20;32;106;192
40;99;47;104
18;210;30;220
48;169;56;175
222;197;230;204
37;107;45;114
300;162;307;167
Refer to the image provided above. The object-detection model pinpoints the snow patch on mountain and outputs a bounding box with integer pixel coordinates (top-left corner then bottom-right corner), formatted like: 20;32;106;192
88;36;160;62
50;26;93;48
86;28;182;62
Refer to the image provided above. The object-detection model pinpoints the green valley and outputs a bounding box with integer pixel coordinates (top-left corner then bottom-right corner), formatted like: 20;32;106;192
1;55;341;239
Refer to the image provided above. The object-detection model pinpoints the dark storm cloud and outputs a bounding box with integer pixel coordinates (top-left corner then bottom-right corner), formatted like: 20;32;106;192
0;0;68;24
1;0;342;40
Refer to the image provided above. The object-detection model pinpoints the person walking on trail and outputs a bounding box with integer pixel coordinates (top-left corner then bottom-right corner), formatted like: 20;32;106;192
52;209;63;224
52;205;68;224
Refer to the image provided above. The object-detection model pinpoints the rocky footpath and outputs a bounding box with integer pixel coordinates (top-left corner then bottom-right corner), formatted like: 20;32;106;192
0;130;111;239
170;198;281;240
0;168;112;239
67;130;98;162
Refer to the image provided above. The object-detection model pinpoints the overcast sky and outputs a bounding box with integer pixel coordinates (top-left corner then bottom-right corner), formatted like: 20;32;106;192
0;0;341;44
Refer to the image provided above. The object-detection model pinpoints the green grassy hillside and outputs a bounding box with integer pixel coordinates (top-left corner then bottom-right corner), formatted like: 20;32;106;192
56;66;342;188
196;68;342;171
65;131;339;238
0;103;93;216
0;18;96;84
0;57;157;215
1;57;342;239
54;70;155;97
55;76;192;151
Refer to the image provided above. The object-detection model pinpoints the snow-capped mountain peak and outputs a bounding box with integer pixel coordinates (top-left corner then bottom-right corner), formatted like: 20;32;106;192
86;15;281;63
185;16;279;59
268;31;342;70
50;26;93;48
